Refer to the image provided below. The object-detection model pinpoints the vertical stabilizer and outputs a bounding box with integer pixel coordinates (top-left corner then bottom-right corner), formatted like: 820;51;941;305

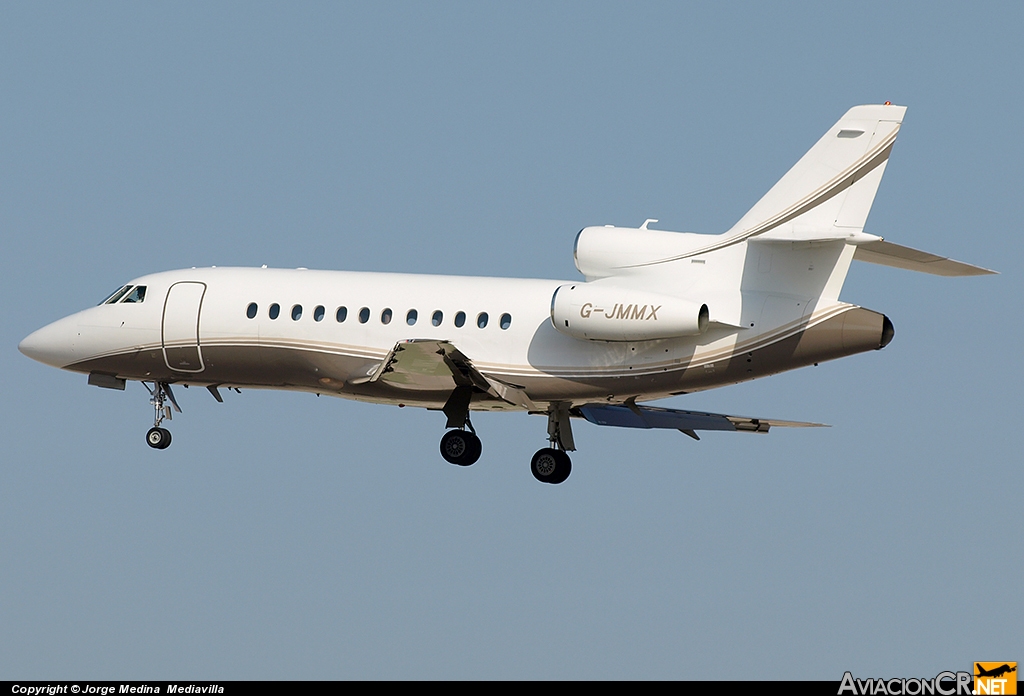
733;104;906;242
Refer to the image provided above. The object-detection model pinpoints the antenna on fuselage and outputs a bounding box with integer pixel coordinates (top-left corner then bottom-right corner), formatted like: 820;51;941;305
640;219;658;230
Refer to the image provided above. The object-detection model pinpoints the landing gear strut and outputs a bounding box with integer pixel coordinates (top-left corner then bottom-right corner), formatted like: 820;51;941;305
439;385;482;466
531;403;574;484
143;382;180;450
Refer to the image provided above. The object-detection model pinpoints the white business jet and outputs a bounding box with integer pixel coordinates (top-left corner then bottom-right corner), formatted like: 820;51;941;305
19;104;994;483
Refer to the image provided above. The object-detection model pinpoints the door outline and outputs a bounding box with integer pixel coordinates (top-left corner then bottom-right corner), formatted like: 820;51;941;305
161;281;206;373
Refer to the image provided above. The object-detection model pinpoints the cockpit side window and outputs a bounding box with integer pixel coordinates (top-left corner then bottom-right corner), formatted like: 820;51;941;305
121;286;147;303
100;285;133;305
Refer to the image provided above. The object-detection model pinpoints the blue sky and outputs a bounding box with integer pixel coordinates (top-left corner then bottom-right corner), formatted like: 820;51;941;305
1;2;1020;679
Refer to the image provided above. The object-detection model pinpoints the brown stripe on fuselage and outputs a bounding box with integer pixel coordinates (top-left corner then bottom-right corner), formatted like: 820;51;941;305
64;307;890;409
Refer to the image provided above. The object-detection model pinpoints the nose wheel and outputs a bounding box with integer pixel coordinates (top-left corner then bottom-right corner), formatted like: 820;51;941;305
146;427;172;449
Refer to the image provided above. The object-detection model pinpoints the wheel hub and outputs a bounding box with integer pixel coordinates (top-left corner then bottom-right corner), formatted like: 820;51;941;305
444;437;466;458
534;453;557;476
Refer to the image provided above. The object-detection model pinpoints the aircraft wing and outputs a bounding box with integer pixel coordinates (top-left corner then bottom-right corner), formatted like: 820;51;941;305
354;339;536;409
578;402;827;440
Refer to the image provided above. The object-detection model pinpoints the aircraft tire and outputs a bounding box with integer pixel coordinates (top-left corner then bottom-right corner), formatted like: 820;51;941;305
465;432;482;465
440;429;480;466
146;427;172;450
531;448;571;484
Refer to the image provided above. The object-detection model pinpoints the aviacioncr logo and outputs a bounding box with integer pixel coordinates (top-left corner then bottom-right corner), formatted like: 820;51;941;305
838;671;974;695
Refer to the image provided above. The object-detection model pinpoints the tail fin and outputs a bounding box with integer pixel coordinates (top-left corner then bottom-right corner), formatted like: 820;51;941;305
730;104;906;242
588;104;994;280
737;103;996;276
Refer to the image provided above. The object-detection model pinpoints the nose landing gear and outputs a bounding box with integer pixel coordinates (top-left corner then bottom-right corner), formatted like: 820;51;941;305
143;382;180;450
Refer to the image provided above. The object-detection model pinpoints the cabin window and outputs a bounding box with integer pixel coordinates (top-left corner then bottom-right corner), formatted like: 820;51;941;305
291;305;302;321
336;306;348;323
432;310;443;327
500;313;512;330
100;285;132;305
359;307;370;323
454;311;466;328
381;308;393;325
246;303;258;319
477;312;489;329
406;309;417;326
121;286;147;303
269;303;280;320
314;305;325;322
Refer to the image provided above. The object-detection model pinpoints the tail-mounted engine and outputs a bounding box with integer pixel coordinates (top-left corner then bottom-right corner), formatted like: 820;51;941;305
551;283;709;342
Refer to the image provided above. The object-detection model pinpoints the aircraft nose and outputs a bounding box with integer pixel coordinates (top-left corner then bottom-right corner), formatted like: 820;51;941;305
19;316;77;368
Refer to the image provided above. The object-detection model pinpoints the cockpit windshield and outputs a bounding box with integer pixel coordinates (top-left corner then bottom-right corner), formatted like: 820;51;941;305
98;284;148;305
100;285;133;305
121;286;146;303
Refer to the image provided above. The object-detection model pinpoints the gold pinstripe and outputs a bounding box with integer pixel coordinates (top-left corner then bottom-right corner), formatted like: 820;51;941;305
71;304;858;382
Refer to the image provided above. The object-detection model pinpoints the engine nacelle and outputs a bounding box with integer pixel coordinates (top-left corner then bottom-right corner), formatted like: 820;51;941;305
573;225;712;280
551;283;709;342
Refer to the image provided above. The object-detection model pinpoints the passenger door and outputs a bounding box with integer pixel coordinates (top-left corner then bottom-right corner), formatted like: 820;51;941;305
162;282;206;373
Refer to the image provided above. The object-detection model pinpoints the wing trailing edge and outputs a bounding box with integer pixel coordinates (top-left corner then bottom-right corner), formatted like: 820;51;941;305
578;402;827;440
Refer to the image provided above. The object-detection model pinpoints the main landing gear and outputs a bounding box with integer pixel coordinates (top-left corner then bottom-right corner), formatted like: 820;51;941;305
143;382;180;450
530;402;574;484
530;448;571;484
439;385;482;466
439;427;482;466
436;389;575;484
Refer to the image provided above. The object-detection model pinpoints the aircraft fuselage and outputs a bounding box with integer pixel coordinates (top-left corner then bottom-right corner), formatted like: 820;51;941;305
21;266;890;412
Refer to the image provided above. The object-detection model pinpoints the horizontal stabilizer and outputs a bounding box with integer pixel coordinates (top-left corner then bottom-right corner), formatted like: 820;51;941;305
578;403;826;438
853;240;996;276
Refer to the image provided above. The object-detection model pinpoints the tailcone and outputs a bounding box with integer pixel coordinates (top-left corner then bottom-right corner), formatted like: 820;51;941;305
878;314;895;349
787;307;896;367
